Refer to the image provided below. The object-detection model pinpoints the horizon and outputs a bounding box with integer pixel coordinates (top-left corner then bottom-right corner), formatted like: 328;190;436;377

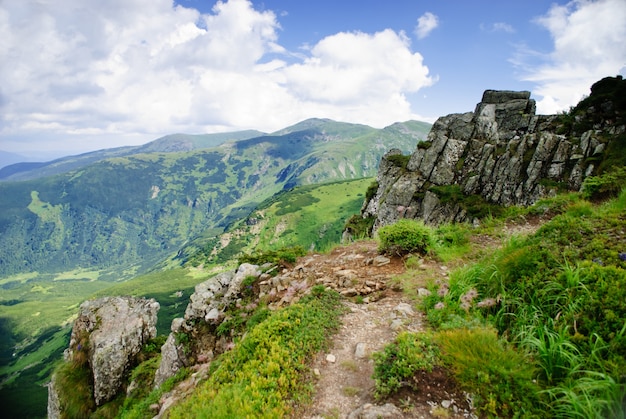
1;0;625;159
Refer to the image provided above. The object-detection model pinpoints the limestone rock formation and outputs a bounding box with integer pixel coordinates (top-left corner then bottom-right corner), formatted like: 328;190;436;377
49;296;159;412
360;88;622;229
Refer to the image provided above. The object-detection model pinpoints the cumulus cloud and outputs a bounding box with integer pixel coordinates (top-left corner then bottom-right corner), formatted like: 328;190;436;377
415;12;439;40
522;0;626;114
0;0;434;155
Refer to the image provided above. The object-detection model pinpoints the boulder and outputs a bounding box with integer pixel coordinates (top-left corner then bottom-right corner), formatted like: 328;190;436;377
57;296;159;407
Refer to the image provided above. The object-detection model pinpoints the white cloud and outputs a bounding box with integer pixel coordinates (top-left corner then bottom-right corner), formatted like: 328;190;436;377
0;0;435;155
481;22;515;33
415;12;439;40
522;0;626;114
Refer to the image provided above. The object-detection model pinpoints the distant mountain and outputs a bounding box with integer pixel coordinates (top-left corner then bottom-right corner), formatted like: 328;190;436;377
0;118;430;277
0;130;265;182
0;150;31;170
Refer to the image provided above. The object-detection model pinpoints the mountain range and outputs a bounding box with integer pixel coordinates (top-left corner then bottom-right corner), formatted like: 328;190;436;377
0;118;430;278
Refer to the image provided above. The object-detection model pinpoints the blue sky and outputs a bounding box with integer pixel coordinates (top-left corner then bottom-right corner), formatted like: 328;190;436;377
1;0;625;159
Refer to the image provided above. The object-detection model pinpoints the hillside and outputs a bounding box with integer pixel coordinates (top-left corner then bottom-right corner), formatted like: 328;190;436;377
0;120;429;418
46;188;626;418
0;119;429;278
0;130;264;182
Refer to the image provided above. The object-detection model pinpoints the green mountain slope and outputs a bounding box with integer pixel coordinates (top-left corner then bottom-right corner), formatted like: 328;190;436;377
0;130;264;182
0;119;429;279
179;177;375;267
0;177;379;419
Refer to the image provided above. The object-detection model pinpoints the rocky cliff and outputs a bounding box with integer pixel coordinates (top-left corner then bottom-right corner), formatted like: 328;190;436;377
360;79;625;229
48;296;159;417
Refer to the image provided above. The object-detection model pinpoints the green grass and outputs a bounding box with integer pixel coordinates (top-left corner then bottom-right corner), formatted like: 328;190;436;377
410;189;626;417
372;332;439;399
435;328;542;418
167;286;344;419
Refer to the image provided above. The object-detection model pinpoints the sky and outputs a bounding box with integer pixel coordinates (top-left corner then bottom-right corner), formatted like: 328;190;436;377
0;0;625;160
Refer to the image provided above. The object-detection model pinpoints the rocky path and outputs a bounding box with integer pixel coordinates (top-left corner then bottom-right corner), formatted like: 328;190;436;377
294;241;474;419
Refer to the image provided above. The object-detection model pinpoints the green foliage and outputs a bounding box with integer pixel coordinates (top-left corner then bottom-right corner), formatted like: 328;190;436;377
431;222;472;262
415;190;626;417
435;328;542;418
429;184;503;219
54;332;96;419
377;219;433;256
119;367;191;419
417;140;432;150
385;153;411;169
365;180;379;201
343;215;375;238
239;246;306;269
372;332;439;399
582;166;626;201
168;286;344;418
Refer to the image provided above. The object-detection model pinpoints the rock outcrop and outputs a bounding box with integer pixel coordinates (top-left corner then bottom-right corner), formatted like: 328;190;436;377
154;263;263;387
48;296;159;414
360;87;623;229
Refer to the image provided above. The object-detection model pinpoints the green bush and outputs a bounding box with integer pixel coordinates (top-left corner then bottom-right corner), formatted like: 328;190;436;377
343;214;375;238
377;219;433;256
582;166;626;201
238;245;306;269
385;153;411;169
372;332;439;399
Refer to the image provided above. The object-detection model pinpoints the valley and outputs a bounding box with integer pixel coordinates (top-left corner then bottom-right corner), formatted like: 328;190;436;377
0;119;429;418
1;76;625;418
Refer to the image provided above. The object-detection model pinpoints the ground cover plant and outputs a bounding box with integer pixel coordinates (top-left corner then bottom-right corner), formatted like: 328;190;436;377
408;189;626;418
167;286;344;418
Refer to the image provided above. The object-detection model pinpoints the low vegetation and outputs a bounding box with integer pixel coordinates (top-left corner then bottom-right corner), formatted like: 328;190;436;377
168;286;344;418
372;188;626;418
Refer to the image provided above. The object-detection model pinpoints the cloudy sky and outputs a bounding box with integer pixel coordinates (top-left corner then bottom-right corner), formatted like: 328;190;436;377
1;0;625;159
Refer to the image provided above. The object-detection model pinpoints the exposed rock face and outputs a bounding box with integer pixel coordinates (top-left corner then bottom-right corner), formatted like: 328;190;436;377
361;89;621;228
52;296;159;409
46;379;61;419
154;263;262;387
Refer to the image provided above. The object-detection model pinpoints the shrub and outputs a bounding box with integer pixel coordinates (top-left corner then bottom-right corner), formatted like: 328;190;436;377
582;166;626;201
343;214;375;238
365;180;379;201
372;332;439;399
385;153;411;169
238;245;306;269
377;219;433;256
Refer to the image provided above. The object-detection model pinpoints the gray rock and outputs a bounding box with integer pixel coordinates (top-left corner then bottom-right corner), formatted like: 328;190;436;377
156;263;263;387
358;89;616;230
65;296;159;406
347;403;403;419
154;333;186;387
355;342;367;359
46;379;61;419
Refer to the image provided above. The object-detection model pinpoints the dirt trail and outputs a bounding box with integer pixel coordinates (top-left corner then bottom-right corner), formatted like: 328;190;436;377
297;218;544;418
295;241;473;419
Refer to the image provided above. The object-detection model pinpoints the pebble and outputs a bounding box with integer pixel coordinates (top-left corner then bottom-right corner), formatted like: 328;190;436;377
355;342;367;358
326;354;336;363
